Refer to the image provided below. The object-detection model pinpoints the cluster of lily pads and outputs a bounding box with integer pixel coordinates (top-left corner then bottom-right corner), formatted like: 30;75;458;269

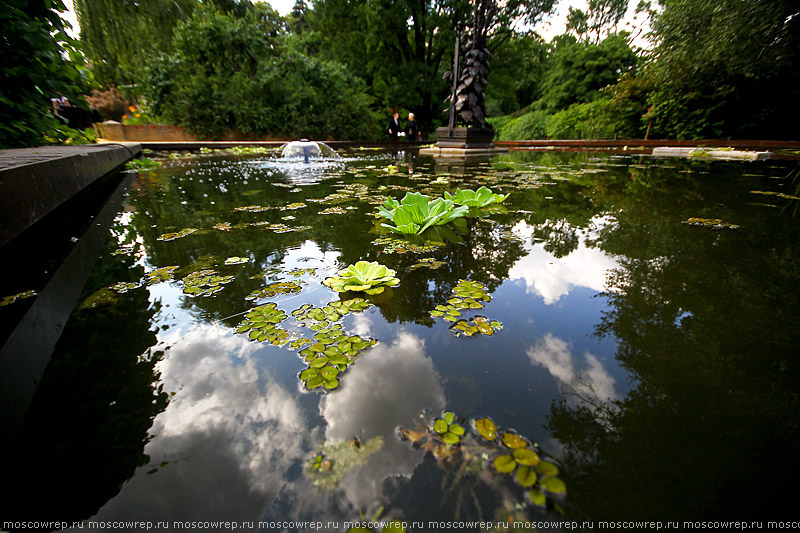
0;289;37;307
398;411;566;513
157;227;198;241
323;261;400;295
429;279;503;336
245;281;303;301
235;303;291;346
181;269;235;297
296;322;377;391
371;237;445;255
682;217;740;230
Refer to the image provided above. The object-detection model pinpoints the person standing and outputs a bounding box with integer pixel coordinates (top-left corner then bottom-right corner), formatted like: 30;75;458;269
405;112;420;141
387;111;402;140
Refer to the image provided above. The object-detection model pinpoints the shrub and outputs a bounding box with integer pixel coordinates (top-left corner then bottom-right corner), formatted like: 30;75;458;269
85;87;131;122
494;110;550;140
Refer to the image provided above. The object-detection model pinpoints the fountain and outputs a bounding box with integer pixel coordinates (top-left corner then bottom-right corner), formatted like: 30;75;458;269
280;140;340;162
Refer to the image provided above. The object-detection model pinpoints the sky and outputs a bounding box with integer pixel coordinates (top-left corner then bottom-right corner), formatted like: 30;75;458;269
61;0;651;47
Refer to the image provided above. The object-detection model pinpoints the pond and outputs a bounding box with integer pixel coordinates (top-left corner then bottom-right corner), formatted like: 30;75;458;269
4;147;800;531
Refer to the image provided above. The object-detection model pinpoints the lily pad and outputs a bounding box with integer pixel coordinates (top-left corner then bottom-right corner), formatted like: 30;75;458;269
494;455;517;474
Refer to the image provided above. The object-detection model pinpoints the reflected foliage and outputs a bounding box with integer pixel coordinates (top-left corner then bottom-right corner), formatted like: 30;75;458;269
546;157;800;519
6;235;168;524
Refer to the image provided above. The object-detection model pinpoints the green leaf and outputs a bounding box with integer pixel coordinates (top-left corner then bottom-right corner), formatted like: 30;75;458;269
516;466;538;487
528;488;546;507
444;411;455;425
494;455;517;473
441;432;460;445
449;423;465;436
475;417;497;440
501;433;528;449
540;476;566;494
513;448;540;466
536;461;559;477
433;419;448;434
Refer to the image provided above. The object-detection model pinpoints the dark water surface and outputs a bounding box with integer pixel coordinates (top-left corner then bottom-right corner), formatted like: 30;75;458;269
4;148;800;531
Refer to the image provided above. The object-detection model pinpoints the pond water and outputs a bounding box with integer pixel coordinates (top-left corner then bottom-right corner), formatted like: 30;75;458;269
5;148;800;531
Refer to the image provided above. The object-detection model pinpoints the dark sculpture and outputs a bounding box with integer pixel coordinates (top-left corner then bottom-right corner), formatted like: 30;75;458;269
437;0;497;149
452;0;497;129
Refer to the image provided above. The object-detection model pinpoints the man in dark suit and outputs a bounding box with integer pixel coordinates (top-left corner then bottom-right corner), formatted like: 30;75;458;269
387;112;402;140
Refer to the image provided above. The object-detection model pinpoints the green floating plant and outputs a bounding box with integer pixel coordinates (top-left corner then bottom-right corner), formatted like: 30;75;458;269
398;412;567;516
292;298;373;327
224;256;249;265
181;269;234;297
432;411;466;445
108;281;140;293
235;303;290;346
281;202;307;210
323;261;399;295
378;192;468;235
233;205;272;212
409;257;446;270
0;289;37;307
450;316;504;337
682;217;740;230
246;282;303;301
371;237;445;255
444;186;509;208
143;266;179;285
430;279;491;323
319;207;348;215
157;228;198;241
296;323;377;391
306;437;384;490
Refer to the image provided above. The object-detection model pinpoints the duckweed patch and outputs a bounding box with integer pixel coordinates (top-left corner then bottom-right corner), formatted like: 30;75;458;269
144;266;179;285
429;280;503;335
245;282;303;301
306;437;384;490
683;218;740;229
235;303;291;347
0;289;37;307
371;237;445;255
397;413;566;515
181;269;234;297
157;228;198;241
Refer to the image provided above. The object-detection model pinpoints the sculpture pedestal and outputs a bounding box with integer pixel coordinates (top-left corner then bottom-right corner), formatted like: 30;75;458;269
419;127;508;157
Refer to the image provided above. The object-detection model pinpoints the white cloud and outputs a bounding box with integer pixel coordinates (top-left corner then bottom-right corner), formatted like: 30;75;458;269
527;332;618;404
508;218;619;305
320;331;446;508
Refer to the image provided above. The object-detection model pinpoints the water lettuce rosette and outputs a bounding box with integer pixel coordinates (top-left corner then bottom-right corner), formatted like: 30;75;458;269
323;261;400;295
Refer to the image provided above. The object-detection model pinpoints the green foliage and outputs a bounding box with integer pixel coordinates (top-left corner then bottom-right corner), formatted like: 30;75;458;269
323;261;400;295
493;110;550;140
378;192;468;235
74;0;198;89
444;186;509;208
0;0;87;148
647;0;800;139
144;7;380;139
539;33;638;114
546;98;620;139
485;32;548;116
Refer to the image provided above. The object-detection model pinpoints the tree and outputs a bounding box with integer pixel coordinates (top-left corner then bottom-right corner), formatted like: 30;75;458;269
538;33;638;114
0;0;86;148
143;6;380;140
567;0;629;43
307;0;556;130
647;0;800;139
74;0;198;89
